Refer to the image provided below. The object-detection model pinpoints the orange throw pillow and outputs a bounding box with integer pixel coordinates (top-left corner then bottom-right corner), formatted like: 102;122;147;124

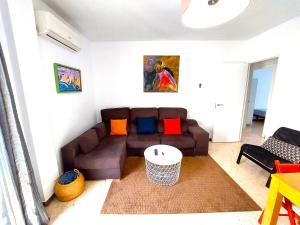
110;119;127;135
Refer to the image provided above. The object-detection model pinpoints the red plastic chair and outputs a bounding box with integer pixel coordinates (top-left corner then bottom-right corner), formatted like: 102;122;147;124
258;160;300;225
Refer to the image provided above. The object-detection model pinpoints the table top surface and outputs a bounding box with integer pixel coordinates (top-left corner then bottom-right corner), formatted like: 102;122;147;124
272;173;300;192
144;144;183;165
272;173;300;207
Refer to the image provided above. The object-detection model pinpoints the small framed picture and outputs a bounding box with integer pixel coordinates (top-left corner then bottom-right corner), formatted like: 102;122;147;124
54;63;82;93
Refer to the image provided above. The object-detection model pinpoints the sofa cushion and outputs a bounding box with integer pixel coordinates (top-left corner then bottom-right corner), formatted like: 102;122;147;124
241;144;290;171
100;135;127;144
101;107;130;122
101;107;130;133
79;129;99;154
261;137;300;163
75;136;126;170
130;108;158;121
92;122;107;140
160;134;195;149
136;117;156;134
110;119;127;135
130;123;138;134
127;134;160;149
159;107;187;120
273;127;300;147
157;120;188;133
163;118;182;135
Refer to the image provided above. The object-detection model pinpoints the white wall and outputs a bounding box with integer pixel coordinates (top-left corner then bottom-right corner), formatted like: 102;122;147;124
0;0;59;201
37;39;96;173
0;0;96;202
90;41;243;135
33;0;97;173
252;68;273;109
243;15;300;137
0;0;46;198
90;14;300;138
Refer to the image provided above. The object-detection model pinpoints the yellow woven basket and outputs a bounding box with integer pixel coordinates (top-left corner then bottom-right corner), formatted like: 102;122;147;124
54;169;85;202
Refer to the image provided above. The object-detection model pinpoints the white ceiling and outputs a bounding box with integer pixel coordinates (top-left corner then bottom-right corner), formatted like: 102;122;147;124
41;0;300;41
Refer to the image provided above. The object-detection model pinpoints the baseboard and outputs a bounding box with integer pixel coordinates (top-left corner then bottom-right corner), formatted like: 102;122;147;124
43;193;55;206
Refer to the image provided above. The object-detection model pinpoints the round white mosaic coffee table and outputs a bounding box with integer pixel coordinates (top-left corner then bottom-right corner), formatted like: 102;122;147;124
144;144;183;186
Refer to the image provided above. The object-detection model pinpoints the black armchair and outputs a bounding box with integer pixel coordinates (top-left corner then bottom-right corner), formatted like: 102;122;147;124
236;127;300;187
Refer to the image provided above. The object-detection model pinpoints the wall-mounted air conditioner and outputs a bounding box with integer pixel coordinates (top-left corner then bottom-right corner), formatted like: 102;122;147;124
35;10;82;52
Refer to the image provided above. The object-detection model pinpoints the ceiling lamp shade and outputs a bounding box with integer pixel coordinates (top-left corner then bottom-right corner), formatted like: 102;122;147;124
182;0;250;28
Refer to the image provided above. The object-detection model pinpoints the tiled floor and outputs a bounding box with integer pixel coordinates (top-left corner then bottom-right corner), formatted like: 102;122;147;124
46;121;289;225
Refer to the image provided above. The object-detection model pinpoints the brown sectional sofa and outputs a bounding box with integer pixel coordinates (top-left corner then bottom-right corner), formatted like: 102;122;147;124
61;107;209;180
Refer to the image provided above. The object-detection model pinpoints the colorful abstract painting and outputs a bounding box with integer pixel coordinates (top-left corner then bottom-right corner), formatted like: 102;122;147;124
144;55;180;92
54;63;82;93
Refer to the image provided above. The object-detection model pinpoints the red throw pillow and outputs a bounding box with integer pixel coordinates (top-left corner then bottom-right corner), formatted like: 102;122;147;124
163;118;182;135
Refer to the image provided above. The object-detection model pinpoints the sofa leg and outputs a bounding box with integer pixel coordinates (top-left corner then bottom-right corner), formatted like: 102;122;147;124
236;150;243;164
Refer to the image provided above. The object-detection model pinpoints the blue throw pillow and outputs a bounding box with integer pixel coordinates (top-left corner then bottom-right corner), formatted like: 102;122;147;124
136;117;156;134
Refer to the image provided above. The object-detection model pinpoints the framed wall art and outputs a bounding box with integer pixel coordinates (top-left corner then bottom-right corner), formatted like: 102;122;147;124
54;63;82;93
143;55;180;93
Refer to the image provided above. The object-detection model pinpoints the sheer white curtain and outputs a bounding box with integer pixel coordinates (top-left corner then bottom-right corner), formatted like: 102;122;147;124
0;43;49;225
0;129;25;225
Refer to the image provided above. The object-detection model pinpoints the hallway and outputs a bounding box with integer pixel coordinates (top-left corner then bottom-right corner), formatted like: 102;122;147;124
242;121;265;146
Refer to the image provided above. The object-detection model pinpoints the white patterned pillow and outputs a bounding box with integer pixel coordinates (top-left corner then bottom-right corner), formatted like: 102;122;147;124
261;137;300;163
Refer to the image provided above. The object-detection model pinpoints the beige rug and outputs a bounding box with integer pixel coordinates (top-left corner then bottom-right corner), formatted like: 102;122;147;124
101;156;260;214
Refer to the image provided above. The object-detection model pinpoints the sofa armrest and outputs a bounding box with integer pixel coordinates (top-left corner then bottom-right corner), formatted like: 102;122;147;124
61;141;80;172
92;122;107;140
187;120;209;155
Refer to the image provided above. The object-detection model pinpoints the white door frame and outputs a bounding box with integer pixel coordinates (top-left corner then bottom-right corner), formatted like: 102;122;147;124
246;78;258;125
241;57;278;137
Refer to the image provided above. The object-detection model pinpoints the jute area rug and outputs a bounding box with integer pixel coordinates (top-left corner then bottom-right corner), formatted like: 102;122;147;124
101;156;260;214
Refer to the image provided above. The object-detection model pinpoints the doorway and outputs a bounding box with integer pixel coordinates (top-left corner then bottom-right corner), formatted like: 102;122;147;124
242;58;278;140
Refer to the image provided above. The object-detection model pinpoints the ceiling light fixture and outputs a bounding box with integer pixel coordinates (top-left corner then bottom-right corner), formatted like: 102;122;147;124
208;0;219;6
182;0;250;29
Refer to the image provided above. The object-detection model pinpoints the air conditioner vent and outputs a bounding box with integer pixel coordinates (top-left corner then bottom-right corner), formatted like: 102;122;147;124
35;10;82;52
